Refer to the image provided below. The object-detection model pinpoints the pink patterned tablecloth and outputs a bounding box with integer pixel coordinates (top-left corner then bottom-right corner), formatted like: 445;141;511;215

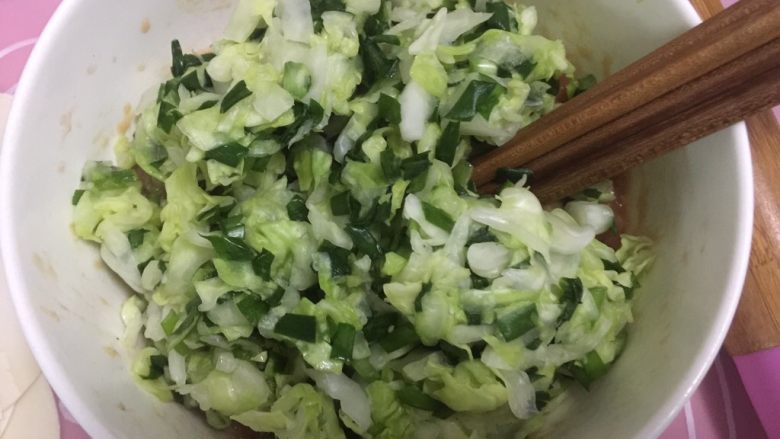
0;1;772;438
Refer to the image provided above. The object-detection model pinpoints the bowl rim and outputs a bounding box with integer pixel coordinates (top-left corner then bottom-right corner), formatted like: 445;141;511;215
0;1;754;438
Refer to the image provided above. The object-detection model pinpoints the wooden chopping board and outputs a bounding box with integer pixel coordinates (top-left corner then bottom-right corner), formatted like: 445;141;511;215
691;0;780;356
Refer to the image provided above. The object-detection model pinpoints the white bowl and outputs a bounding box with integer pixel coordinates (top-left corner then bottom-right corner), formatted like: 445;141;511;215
0;1;753;438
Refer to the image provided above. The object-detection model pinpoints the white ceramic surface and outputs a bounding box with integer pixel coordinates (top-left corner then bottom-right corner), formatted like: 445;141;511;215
0;1;753;438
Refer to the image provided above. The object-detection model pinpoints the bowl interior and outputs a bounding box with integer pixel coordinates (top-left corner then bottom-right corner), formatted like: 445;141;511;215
1;1;752;438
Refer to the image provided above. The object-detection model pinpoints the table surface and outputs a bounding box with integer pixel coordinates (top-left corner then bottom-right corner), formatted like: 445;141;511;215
0;1;770;438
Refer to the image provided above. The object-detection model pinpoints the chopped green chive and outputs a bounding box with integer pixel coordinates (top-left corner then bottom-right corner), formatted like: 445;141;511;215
363;312;398;343
330;323;356;361
127;229;147;249
582;188;601;199
71;189;85;205
397;385;444;412
345;225;383;260
237;294;269;325
401;153;431;180
220;80;252;113
180;70;202;92
516;59;537;78
204;142;248;167
203;235;256;261
467;227;497;245
170;40;185;77
445;80;501;121
144;354;168;380
414;282;432;313
421;202;455;232
601;259;625;273
380;149;402;180
557;277;583;324
287;195;309;221
485;2;516;32
319;241;352;277
496;304;536;341
379;320;419;352
434;121;460;166
197;201;237;223
161;310;180;336
377;93;401;125
439;340;470;364
157;100;183;133
274;313;316;343
252;249;274;281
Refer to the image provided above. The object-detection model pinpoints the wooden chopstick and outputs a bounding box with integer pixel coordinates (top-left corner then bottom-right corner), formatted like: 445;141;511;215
525;37;780;182
530;63;780;202
470;0;780;187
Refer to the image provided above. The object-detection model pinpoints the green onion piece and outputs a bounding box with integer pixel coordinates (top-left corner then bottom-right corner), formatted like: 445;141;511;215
535;391;551;410
439;340;470;364
485;2;516;32
434;121;460;166
601;259;625;273
401;153;431;180
221;215;245;239
515;59;537;78
582;187;601;199
180;70;201;91
363;312;398;342
360;38;399;87
379;321;419;352
397;386;443;412
144;354;168;380
496;167;533;184
467;227;497;245
282;62;312;99
380;149;402;180
252;249;274;281
496;304;536;341
203;235;256;261
71;189;85;205
470;274;490;289
377;93;401;125
413;282;432;313
319;241;352;277
274;313;317;343
220;80;252;113
345;225;383;260
466;309;482;325
157;100;183;133
557;277;583;324
445;80;500;121
476;83;504;120
330;191;353;216
301;286;325;304
421;202;455;232
287;195;309;221
330;323;356;361
197;201;237;223
170;40;185;77
266;288;285;307
161;310;180;336
197;100;218;111
127;229;147;249
237;294;269;325
372;34;401;45
204;142;248;167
